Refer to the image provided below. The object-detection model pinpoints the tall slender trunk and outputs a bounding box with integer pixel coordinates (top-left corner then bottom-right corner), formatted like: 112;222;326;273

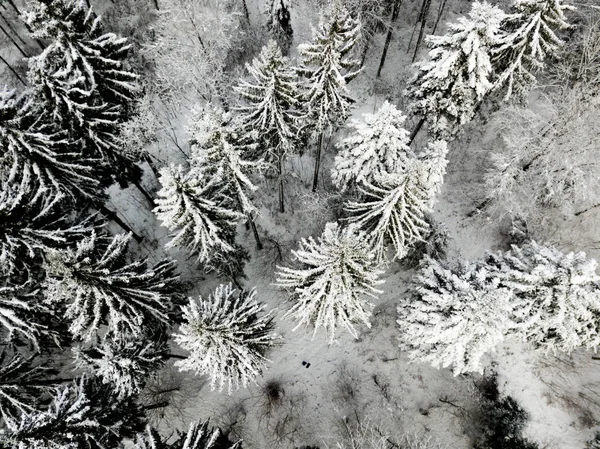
376;0;401;78
408;117;426;146
152;0;159;9
6;0;20;16
96;203;144;242
408;0;429;52
312;132;323;192
278;156;285;213
432;0;448;35
241;0;250;23
248;214;263;250
0;11;29;50
412;0;432;62
0;22;28;57
0;53;25;85
133;179;155;209
143;152;161;179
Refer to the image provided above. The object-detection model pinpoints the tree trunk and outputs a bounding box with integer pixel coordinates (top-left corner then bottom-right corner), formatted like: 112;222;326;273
412;0;432;62
376;0;401;78
0;11;29;50
152;0;159;9
143;152;161;179
278;156;285;213
0;22;27;57
133;179;155;209
408;117;426;146
85;0;92;8
432;0;448;35
241;0;250;23
96;203;144;242
143;401;169;411
408;0;429;52
248;215;263;250
312;132;323;192
0;53;25;86
6;0;20;16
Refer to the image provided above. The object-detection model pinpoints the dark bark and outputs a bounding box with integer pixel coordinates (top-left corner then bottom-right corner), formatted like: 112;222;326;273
278;156;285;213
96;203;144;242
0;11;29;50
412;0;432;62
408;117;426;146
143;401;169;411
0;21;28;57
312;132;323;192
376;0;401;77
167;353;187;360
143;152;161;179
432;0;448;35
152;0;159;9
241;0;250;23
408;0;429;52
133;179;155;209
6;0;20;16
249;215;263;250
0;52;25;85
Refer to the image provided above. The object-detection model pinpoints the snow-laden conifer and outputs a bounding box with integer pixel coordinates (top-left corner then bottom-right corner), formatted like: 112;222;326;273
493;0;575;99
43;232;182;341
135;420;241;449
174;284;279;394
74;337;167;400
398;242;600;375
407;1;506;140
298;1;361;134
398;257;519;375
154;164;243;265
345;141;448;260
332;101;412;192
0;88;101;204
265;0;294;55
275;222;384;344
0;282;45;346
3;376;144;449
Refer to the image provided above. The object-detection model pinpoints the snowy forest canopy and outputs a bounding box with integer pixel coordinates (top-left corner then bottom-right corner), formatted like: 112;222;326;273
0;0;600;448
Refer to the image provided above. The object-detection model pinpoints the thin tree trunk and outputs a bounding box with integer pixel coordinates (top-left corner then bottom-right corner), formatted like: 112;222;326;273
408;117;426;146
432;0;448;35
0;22;28;57
412;0;432;62
376;0;401;78
241;0;250;23
97;203;144;242
167;353;187;360
0;53;25;85
6;0;20;16
408;0;429;52
0;11;29;50
248;215;263;250
278;156;285;213
143;152;161;179
312;132;323;192
152;0;159;9
85;0;92;8
133;179;155;209
144;401;169;411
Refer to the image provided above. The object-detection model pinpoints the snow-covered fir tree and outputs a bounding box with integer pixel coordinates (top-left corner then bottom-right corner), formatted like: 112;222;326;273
43;232;183;342
174;283;279;394
397;257;520;375
0;87;102;205
24;0;141;188
331;101;412;192
265;0;294;55
492;0;575;100
74;336;167;400
275;222;384;344
154;164;244;266
2;376;145;449
298;1;361;190
485;242;600;354
406;1;506;140
345;140;448;260
0;281;45;347
299;1;361;134
134;420;241;449
234;40;302;212
398;242;600;375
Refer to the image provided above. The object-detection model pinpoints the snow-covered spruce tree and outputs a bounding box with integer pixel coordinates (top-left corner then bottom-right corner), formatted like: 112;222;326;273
492;0;575;100
2;376;145;449
0;281;47;347
24;0;142;188
135;420;241;449
275;222;384;344
174;283;279;394
406;1;506;140
142;0;240;104
0;87;102;205
332;101;413;192
43;231;183;342
397;257;519;375
0;168;92;277
345;140;448;261
298;1;361;191
74;336;167;400
265;0;293;55
154;164;244;266
234;40;302;213
484;242;600;354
